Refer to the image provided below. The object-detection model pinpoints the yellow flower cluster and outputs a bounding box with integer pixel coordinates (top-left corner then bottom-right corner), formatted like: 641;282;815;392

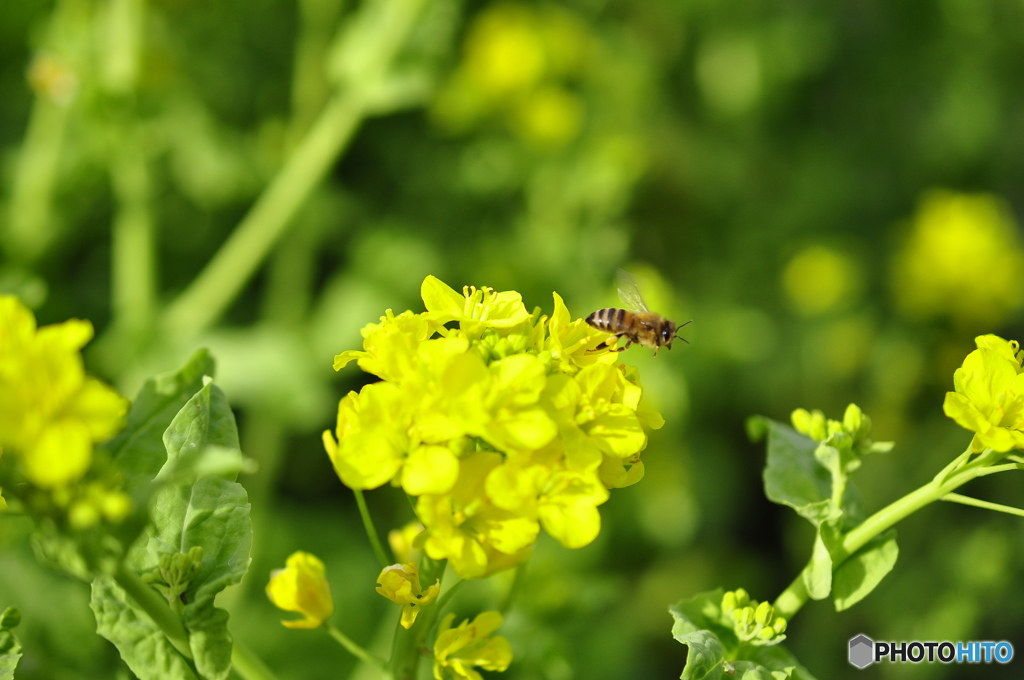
0;296;127;492
325;276;661;578
943;334;1024;453
431;3;590;149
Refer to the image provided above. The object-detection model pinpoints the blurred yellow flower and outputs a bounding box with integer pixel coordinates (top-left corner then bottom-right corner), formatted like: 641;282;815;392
943;334;1024;453
0;296;127;489
327;276;660;578
266;551;334;629
782;245;859;315
375;562;441;629
433;611;512;680
892;190;1024;326
462;4;546;99
511;86;584;150
27;53;79;105
430;3;590;149
388;521;425;564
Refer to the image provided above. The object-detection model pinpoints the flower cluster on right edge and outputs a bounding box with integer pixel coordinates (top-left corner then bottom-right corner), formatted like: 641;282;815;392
943;334;1024;453
325;275;663;579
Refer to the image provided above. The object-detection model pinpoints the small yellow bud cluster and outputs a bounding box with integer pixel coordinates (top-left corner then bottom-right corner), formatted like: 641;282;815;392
143;546;204;613
792;403;870;447
50;479;133;530
721;589;787;646
790;403;891;463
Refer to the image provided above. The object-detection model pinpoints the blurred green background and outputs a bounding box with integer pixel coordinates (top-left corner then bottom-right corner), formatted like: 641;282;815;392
3;0;1024;678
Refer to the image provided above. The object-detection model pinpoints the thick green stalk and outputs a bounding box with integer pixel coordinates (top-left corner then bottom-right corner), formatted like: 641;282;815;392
105;0;155;341
161;93;361;338
109;131;155;339
773;447;1003;620
5;0;87;262
161;0;428;339
231;639;282;680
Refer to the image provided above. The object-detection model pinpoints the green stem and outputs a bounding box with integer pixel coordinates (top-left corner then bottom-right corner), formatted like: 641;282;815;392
160;0;429;339
109;127;155;339
354;488;391;568
231;639;282;680
325;623;389;672
941;492;1024;518
433;579;466;619
161;93;361;338
113;563;192;660
499;563;527;614
773;447;1003;620
5;0;87;263
972;462;1024;476
116;565;281;680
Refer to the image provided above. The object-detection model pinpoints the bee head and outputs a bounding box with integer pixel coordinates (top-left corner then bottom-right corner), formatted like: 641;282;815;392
661;325;675;347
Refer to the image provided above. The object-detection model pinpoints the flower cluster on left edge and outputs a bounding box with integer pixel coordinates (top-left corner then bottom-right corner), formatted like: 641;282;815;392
0;296;129;526
324;275;663;579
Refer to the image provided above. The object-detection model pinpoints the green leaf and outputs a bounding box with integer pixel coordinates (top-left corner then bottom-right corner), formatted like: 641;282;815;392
0;607;22;680
751;417;835;525
675;629;727;680
803;523;842;601
670;589;733;640
92;377;252;680
833;530;898;611
100;350;216;492
670;590;818;680
90;577;198;680
746;645;819;680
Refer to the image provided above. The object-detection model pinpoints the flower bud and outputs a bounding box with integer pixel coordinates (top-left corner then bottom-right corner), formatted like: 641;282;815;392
266;551;334;629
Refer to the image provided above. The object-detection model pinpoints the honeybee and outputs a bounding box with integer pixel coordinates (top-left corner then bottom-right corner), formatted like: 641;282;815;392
586;271;692;356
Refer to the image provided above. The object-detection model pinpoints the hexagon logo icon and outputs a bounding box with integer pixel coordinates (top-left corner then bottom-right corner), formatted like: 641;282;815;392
849;634;875;669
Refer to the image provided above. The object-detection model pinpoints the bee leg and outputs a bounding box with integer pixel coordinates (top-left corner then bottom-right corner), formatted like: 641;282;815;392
588;334;627;353
610;336;630;353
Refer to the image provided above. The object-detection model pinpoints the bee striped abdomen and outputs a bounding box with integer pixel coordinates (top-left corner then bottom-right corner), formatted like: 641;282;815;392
586;308;628;332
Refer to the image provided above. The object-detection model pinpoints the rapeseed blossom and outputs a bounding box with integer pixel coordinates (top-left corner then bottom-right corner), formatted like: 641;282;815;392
0;296;127;490
327;276;661;578
433;611;512;680
943;334;1024;453
266;551;334;629
375;562;440;629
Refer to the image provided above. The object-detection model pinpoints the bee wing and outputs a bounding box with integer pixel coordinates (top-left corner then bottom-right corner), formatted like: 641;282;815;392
616;269;651;312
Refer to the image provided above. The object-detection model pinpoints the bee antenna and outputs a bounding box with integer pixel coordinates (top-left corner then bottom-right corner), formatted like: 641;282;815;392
675;319;693;344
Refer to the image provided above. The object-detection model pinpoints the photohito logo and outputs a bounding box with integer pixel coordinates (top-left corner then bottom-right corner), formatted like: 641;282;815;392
849;634;1014;668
